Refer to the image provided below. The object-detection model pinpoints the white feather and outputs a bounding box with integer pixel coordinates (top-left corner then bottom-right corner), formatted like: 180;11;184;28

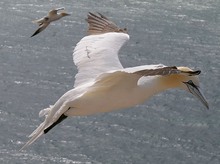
39;105;53;117
73;32;129;87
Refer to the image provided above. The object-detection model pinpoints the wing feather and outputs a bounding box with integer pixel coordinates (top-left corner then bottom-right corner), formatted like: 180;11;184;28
134;66;180;76
73;33;129;87
91;65;181;89
86;12;127;35
73;12;129;88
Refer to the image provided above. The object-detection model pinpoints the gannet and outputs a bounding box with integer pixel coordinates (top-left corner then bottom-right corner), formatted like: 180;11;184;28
31;7;70;37
20;12;209;150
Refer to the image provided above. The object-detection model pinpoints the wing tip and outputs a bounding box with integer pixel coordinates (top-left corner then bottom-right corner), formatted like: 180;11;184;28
86;12;127;35
31;28;41;37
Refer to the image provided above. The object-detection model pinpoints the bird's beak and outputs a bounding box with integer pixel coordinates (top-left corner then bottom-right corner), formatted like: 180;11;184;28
61;13;71;17
183;80;209;109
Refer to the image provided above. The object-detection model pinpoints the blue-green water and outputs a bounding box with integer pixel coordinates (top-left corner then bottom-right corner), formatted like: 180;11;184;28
0;0;219;163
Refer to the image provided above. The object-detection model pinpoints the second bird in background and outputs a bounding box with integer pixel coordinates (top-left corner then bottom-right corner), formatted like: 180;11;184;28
31;7;70;37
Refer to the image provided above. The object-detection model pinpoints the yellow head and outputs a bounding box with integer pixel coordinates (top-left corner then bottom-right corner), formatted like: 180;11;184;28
160;67;209;109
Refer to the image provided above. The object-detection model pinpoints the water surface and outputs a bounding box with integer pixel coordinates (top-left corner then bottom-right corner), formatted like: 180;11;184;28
0;0;219;163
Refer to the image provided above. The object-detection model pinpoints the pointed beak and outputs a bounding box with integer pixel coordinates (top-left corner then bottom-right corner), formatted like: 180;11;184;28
183;80;209;109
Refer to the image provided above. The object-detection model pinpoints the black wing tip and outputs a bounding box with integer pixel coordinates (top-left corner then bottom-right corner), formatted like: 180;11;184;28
43;114;68;134
31;29;41;37
30;34;36;37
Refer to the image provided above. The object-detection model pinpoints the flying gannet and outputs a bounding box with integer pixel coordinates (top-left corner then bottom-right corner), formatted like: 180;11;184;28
31;7;70;37
20;12;209;150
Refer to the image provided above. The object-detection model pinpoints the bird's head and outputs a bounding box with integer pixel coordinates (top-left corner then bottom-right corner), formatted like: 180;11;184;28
161;66;209;109
177;67;209;109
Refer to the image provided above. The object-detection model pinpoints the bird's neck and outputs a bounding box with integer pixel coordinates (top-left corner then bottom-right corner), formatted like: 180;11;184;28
159;75;182;89
139;75;183;100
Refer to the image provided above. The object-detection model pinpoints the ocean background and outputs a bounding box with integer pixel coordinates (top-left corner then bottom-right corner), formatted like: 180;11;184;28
0;0;219;163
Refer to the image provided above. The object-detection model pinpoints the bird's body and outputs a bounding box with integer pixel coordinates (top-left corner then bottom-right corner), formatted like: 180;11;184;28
20;12;209;150
31;7;70;37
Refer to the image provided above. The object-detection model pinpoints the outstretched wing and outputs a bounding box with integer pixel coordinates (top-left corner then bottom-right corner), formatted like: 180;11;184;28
31;22;49;37
92;65;181;88
32;17;46;25
73;12;129;88
89;65;180;91
132;66;180;76
86;12;127;35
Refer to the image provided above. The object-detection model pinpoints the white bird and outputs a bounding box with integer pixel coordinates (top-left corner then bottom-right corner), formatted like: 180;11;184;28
20;12;209;150
31;7;70;37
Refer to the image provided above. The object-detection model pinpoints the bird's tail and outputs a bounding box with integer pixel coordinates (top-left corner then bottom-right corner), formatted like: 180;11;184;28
19;122;46;151
19;106;53;151
20;89;76;151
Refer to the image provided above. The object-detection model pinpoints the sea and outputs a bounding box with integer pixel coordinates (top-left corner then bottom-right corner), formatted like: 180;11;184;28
0;0;219;163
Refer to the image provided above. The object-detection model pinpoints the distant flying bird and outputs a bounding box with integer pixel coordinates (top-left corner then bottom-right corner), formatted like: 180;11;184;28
20;12;209;150
31;7;70;37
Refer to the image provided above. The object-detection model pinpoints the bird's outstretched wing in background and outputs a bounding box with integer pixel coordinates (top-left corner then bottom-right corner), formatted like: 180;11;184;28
31;22;49;37
73;12;129;87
